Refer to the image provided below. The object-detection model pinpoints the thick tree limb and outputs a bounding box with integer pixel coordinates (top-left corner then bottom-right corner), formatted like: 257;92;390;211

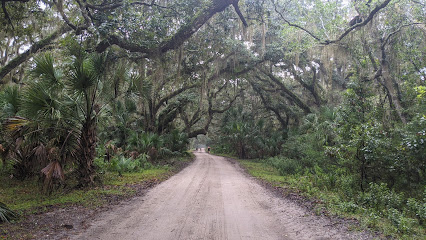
54;0;77;31
75;0;92;28
96;0;236;56
154;83;199;113
287;65;322;106
158;0;236;54
210;91;240;114
324;0;392;44
0;25;72;83
186;59;254;138
272;0;392;45
379;29;410;124
95;35;151;54
187;89;240;138
2;0;14;29
250;78;289;129
232;1;248;27
86;0;169;11
258;68;311;113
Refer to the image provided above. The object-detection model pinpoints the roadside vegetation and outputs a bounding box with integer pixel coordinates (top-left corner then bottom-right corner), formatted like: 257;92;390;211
237;157;424;239
213;88;425;238
0;156;191;215
0;154;193;239
213;78;425;238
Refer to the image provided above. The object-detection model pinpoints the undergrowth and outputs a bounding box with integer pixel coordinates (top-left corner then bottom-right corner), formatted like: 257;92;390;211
0;155;193;217
237;158;425;240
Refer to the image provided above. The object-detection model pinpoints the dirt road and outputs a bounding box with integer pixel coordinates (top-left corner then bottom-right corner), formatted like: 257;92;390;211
73;151;372;240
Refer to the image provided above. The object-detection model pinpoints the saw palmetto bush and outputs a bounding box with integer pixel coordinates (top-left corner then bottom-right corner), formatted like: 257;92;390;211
1;44;109;190
0;86;21;169
0;202;19;223
216;106;285;159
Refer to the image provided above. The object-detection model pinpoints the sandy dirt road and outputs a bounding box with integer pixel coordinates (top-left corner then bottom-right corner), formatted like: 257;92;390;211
73;151;372;240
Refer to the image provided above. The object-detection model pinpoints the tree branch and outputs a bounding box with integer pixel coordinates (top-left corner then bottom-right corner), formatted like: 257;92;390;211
86;0;169;11
382;22;423;47
95;0;235;56
322;0;392;45
272;0;393;45
250;78;289;129
2;0;14;29
0;25;72;83
232;1;248;27
258;68;311;113
272;0;321;41
54;0;77;31
154;83;199;113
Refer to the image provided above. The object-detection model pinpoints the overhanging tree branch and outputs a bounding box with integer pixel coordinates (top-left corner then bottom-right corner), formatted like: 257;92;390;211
249;77;290;129
86;0;169;11
272;0;393;45
54;0;77;31
154;83;199;113
0;25;72;83
271;0;321;41
2;0;14;29
258;68;311;113
95;0;236;56
232;1;248;27
323;0;392;45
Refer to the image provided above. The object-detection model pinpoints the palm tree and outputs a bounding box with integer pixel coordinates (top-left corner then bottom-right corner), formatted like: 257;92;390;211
3;47;108;187
3;54;78;187
67;48;107;186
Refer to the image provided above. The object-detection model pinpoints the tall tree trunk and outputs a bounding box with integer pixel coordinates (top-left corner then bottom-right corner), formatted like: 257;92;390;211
77;117;97;186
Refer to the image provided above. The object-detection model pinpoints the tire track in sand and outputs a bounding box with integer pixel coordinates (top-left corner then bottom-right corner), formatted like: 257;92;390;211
72;151;373;240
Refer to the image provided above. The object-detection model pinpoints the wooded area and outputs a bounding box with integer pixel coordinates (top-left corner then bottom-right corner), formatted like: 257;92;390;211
0;0;425;238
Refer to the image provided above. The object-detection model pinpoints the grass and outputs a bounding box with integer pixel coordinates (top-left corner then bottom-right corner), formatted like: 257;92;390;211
238;159;286;186
0;168;165;214
233;157;425;240
0;155;193;216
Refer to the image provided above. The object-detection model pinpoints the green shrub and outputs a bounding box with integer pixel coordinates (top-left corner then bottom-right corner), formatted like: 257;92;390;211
267;156;301;175
0;202;19;223
337;201;359;213
135;153;152;170
110;155;139;176
406;196;426;225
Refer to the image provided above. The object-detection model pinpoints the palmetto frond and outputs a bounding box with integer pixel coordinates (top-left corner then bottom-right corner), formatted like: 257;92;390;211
20;82;62;121
0;85;20;118
0;202;19;223
41;160;65;181
31;53;62;87
41;160;65;193
131;74;153;101
91;52;108;77
3;116;29;132
68;58;98;93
